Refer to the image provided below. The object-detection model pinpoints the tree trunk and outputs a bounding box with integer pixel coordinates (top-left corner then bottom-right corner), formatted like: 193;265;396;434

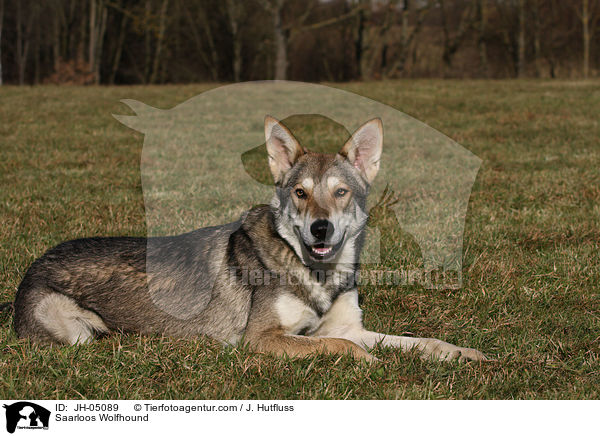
226;0;243;82
381;0;400;77
150;0;169;84
89;0;107;84
582;0;590;78
0;0;3;86
34;22;40;84
16;0;23;84
144;0;152;83
478;0;488;76
268;0;361;80
402;0;410;53
517;0;526;77
440;0;475;70
273;0;287;80
53;11;61;72
94;4;107;84
16;0;34;85
78;1;87;64
232;35;242;82
179;0;219;81
386;0;431;77
354;1;366;80
199;4;220;81
531;0;540;76
110;12;128;85
89;0;97;75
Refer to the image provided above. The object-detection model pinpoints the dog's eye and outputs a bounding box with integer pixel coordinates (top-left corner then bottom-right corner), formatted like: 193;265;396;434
295;188;307;199
335;188;348;197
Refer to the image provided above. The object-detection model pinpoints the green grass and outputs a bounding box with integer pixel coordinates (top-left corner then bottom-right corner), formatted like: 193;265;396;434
1;80;599;399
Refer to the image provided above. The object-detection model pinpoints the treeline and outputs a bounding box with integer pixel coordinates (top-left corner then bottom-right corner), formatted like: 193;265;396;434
0;0;598;85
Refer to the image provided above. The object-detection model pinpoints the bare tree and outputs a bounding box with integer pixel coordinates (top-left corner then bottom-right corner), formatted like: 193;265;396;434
225;0;244;82
2;0;598;83
494;0;524;77
51;1;63;73
352;0;430;79
517;0;525;77
259;0;288;79
149;0;169;84
583;0;590;77
0;0;4;85
352;0;370;80
179;0;220;81
260;0;362;80
531;0;541;76
108;1;129;84
477;0;488;75
16;1;36;85
144;0;152;82
385;0;433;77
89;0;108;84
89;0;96;71
573;0;600;78
378;0;402;77
439;0;477;71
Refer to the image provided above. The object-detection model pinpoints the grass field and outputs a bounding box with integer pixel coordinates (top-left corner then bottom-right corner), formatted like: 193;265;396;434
1;80;599;399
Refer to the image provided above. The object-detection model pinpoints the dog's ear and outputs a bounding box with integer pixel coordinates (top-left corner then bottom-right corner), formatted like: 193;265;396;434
264;115;304;184
339;118;383;184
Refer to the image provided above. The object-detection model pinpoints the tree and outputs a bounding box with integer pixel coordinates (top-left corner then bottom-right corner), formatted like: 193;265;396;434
260;0;363;80
574;0;600;78
352;0;368;79
0;0;4;85
439;0;477;71
494;0;525;77
259;0;288;80
531;0;541;76
89;0;108;84
16;1;37;85
149;0;169;84
178;0;220;81
517;0;525;77
225;0;244;82
108;1;129;84
385;0;433;78
477;0;488;76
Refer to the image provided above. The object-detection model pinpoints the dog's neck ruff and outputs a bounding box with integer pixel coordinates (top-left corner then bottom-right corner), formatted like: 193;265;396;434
238;205;362;315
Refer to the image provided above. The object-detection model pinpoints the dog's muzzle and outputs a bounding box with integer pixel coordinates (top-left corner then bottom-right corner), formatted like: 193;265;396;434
300;219;346;261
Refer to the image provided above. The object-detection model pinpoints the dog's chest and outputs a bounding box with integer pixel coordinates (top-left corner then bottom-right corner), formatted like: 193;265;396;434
274;268;347;335
275;293;323;335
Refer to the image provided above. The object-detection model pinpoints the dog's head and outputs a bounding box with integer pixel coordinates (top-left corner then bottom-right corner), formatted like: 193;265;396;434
265;115;383;264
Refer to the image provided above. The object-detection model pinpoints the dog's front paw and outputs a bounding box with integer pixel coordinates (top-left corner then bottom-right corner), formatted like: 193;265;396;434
419;339;488;362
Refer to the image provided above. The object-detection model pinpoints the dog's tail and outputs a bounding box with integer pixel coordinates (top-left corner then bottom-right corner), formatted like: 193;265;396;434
0;302;13;313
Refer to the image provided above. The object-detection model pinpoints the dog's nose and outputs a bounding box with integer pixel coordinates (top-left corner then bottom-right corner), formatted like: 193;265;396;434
310;219;334;241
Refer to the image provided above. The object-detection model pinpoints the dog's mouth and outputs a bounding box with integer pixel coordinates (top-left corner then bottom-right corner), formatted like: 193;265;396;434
302;237;346;261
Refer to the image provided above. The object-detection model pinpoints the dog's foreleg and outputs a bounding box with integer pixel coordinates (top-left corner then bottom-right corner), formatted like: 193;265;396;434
244;327;377;362
313;291;487;362
344;330;487;362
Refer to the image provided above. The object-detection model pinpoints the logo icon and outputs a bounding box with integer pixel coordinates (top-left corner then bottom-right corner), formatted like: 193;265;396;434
3;402;50;434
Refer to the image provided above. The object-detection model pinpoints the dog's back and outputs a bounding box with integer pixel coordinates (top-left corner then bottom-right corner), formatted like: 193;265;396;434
13;221;253;344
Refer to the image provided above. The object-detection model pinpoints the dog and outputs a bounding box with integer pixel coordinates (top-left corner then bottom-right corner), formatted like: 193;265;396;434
12;116;486;362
